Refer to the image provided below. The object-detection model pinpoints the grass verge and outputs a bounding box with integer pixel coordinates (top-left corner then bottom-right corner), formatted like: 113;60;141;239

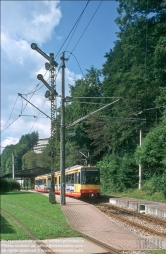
1;192;81;240
1;211;30;240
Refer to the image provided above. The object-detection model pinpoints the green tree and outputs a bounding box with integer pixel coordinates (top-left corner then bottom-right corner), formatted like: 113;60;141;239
1;132;39;175
65;66;103;164
135;120;166;178
98;153;138;193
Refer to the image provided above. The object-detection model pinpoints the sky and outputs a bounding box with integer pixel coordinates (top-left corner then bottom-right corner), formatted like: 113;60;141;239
1;0;119;152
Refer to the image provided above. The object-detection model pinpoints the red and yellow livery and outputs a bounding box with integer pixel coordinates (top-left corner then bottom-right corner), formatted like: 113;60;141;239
35;165;100;198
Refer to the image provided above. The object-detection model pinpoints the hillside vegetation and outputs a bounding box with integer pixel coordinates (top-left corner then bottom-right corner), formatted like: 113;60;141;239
1;0;166;197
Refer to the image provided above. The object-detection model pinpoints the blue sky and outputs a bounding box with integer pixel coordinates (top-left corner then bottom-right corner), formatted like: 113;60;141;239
1;0;119;151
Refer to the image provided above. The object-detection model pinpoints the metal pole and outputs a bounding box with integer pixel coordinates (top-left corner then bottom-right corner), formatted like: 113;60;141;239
49;53;56;204
60;52;66;205
12;152;15;179
138;130;142;189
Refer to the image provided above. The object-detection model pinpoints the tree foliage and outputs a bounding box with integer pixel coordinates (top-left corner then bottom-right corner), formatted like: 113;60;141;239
1;1;166;196
1;132;38;175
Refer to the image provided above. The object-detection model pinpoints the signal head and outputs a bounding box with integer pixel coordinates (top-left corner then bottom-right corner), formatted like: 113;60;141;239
45;62;50;70
45;90;50;98
37;74;43;80
31;43;37;50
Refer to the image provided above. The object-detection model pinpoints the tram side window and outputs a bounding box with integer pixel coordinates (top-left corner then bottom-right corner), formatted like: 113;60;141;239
42;179;46;185
35;180;39;185
55;177;57;184
38;179;42;185
68;173;74;184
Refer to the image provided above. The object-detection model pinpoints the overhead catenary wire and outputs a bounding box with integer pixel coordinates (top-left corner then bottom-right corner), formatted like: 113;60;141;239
1;95;19;132
64;4;88;52
67;96;120;99
56;0;103;76
1;84;46;134
21;70;49;96
1;61;53;133
19;115;48;118
1;1;103;135
28;98;48;134
67;98;120;128
65;51;85;77
55;0;90;61
18;94;50;119
70;0;103;56
67;96;139;116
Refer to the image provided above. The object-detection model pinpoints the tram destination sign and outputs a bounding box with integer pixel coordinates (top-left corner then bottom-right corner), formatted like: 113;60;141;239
83;168;99;171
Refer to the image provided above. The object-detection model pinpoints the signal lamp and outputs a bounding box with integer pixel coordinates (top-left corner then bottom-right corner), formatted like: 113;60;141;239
45;90;50;98
45;62;50;70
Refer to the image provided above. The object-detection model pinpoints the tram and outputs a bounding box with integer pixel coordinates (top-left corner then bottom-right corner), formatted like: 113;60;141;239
34;165;100;198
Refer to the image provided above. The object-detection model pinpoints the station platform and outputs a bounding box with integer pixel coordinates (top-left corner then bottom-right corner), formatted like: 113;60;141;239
109;196;166;218
56;195;166;251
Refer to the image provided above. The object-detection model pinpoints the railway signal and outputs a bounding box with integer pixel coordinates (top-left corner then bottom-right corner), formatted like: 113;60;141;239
45;62;50;70
31;43;58;204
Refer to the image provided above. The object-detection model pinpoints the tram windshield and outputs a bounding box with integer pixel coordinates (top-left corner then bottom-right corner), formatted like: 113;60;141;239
81;168;100;184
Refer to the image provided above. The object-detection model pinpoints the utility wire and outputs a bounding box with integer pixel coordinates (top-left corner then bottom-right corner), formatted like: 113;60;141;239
57;1;103;79
67;96;120;99
65;51;85;77
19;115;48;118
1;95;19;132
18;94;50;119
55;0;90;60
70;0;103;55
121;97;138;116
1;84;43;134
29;98;48;134
64;10;85;52
21;70;49;96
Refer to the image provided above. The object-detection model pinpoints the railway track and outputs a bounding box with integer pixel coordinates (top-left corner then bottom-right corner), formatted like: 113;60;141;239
8;192;164;253
95;203;166;238
1;207;117;254
1;208;55;254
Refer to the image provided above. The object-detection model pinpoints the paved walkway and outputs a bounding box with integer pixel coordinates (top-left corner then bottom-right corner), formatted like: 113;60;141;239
16;191;166;252
57;196;165;251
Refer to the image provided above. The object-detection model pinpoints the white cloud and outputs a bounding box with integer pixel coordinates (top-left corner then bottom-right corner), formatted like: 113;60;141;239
1;0;62;79
1;118;50;152
65;68;82;95
1;0;83;149
2;117;50;141
1;137;19;148
1;1;62;45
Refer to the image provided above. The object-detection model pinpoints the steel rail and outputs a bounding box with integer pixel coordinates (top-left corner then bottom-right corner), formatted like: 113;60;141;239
1;209;55;254
96;204;166;238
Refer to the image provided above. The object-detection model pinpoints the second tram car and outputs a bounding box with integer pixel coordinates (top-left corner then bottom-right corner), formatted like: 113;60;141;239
35;165;100;198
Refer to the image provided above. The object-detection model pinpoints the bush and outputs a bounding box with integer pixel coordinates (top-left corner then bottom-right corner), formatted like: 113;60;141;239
97;153;138;193
142;174;166;197
0;178;21;193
